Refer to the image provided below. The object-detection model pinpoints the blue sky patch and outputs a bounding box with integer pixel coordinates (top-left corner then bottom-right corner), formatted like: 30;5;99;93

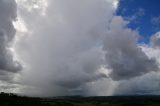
116;0;160;43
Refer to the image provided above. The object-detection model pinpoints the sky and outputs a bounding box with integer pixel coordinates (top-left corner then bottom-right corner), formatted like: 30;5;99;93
117;0;160;43
0;0;160;97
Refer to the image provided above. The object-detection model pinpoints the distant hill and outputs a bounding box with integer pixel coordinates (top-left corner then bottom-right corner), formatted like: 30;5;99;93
1;92;160;106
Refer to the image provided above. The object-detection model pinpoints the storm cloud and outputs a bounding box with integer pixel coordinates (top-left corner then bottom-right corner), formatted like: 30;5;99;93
14;0;117;96
103;16;159;80
4;0;160;96
0;0;21;74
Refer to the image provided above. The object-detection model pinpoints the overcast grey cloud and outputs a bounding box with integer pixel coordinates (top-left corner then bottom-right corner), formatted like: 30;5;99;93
0;0;21;76
113;72;160;95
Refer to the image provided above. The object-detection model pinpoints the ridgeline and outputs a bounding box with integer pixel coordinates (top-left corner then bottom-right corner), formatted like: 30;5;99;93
0;92;160;106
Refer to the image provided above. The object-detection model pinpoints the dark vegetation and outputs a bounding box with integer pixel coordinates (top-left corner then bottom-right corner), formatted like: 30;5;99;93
1;92;160;106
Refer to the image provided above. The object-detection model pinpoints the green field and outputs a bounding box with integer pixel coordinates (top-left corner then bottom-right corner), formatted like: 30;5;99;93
1;92;160;106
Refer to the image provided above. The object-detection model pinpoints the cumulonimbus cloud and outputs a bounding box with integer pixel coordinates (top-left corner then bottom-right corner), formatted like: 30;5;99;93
5;0;160;96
